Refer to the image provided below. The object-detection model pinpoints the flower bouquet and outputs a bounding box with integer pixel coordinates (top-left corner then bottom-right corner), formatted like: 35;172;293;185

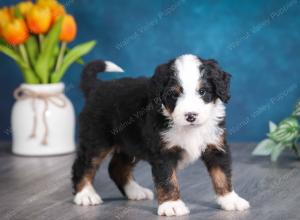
0;0;96;156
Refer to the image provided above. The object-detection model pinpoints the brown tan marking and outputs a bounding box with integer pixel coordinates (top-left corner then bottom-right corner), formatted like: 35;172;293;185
164;106;173;115
75;148;112;193
156;169;180;204
207;132;226;152
209;166;232;196
171;85;183;94
108;152;138;195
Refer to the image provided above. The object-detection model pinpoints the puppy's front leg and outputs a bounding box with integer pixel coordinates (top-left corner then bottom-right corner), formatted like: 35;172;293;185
201;146;250;211
152;162;189;216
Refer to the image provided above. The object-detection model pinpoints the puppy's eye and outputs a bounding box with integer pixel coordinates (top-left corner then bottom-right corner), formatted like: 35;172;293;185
199;89;206;96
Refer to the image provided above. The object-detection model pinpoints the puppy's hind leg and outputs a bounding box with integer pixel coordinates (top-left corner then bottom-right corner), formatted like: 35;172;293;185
72;143;112;206
108;152;154;200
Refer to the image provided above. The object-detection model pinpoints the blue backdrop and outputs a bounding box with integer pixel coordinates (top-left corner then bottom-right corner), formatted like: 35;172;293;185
0;0;299;141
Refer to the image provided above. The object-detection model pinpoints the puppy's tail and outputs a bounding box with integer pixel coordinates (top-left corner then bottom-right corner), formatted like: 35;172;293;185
80;60;124;96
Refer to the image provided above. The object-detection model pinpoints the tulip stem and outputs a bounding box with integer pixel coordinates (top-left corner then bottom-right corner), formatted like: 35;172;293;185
55;42;67;72
18;44;30;66
18;44;41;83
38;34;44;51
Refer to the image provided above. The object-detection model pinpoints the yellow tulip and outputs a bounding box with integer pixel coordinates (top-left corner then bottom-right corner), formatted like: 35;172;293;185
0;7;12;36
17;1;34;16
37;0;59;6
59;15;77;43
37;0;66;23
26;5;51;34
2;18;29;45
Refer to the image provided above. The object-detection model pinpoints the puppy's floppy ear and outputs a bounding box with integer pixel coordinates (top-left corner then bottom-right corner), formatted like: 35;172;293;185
204;59;231;103
150;63;170;102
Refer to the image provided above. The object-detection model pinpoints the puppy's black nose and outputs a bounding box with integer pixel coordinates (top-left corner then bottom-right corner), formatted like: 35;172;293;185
185;112;198;123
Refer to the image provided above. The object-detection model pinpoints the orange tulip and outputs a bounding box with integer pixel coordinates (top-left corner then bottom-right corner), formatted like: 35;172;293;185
26;5;51;34
2;18;29;45
37;0;66;23
59;15;77;43
50;3;66;23
17;1;34;16
0;7;12;36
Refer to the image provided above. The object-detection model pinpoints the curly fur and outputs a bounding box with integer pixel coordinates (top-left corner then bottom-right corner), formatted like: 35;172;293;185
71;54;249;216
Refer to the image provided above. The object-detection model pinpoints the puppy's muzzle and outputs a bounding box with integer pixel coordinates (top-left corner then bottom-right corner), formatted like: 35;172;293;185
184;112;198;123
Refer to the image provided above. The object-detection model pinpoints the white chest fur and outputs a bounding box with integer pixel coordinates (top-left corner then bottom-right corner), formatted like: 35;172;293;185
161;120;224;169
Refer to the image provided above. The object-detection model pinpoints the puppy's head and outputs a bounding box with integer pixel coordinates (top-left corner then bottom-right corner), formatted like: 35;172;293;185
151;54;231;126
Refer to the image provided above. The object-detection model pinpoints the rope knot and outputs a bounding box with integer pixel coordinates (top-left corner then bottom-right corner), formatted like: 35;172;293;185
14;87;67;145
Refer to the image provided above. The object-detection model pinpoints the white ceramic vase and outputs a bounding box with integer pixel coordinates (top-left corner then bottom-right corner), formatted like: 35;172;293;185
11;83;76;156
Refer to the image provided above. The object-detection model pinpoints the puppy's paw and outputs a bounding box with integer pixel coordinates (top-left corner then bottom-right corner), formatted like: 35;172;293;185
217;191;250;211
124;180;154;200
74;184;103;206
158;200;190;216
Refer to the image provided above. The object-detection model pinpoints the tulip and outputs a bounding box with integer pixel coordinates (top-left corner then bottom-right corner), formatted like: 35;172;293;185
17;1;34;16
59;15;77;43
2;18;29;45
55;15;77;72
26;5;51;34
37;0;59;6
50;3;66;23
0;7;12;36
37;0;66;23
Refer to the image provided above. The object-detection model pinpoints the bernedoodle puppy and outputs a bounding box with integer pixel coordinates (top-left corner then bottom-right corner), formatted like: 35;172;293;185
72;54;250;216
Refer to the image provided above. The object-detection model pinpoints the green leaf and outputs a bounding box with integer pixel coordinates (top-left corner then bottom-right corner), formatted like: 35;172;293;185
0;39;24;64
34;18;62;83
48;44;60;73
292;100;300;117
271;143;285;162
0;39;39;83
75;57;84;65
50;40;96;83
268;117;299;143
252;139;275;156
269;121;277;132
66;47;85;64
25;36;39;67
17;63;40;84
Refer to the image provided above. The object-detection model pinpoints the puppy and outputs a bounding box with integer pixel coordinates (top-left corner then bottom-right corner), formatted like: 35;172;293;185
72;54;250;216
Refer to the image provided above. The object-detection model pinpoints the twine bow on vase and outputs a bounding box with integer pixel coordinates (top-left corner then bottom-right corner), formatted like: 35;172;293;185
13;87;67;145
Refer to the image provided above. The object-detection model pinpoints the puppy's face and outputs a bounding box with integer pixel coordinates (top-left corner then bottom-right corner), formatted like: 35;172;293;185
151;54;231;127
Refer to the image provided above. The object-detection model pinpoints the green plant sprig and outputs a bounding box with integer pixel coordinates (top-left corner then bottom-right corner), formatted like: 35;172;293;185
252;100;300;162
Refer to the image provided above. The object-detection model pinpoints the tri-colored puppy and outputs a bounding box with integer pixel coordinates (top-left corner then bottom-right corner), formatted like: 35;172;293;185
72;54;250;216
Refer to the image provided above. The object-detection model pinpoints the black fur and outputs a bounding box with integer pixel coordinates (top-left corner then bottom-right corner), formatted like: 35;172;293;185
72;55;233;208
201;59;231;103
80;60;107;97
